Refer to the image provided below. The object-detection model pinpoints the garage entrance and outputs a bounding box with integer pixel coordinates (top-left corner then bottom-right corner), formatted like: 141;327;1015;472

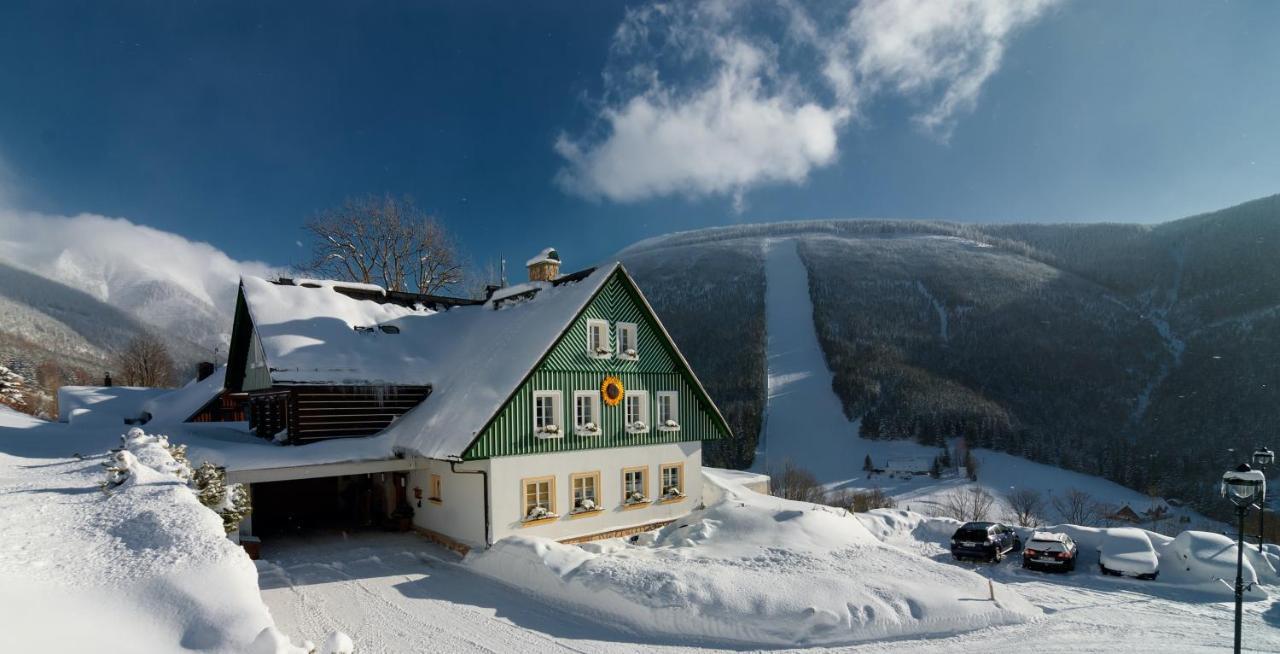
248;472;410;537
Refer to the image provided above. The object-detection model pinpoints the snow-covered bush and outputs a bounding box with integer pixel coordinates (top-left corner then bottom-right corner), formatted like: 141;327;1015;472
628;420;647;432
102;428;193;490
192;461;253;534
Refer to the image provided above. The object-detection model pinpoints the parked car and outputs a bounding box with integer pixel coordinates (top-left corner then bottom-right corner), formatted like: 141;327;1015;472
950;522;1022;562
1021;531;1078;572
1097;528;1159;580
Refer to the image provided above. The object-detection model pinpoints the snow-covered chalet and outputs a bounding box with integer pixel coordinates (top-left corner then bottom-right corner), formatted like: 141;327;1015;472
221;249;731;552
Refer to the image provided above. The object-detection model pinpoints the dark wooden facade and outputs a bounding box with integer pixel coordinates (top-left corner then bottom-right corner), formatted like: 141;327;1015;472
247;384;431;444
189;392;248;423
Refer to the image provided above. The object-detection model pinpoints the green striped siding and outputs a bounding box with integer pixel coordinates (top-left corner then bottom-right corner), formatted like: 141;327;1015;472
463;273;728;460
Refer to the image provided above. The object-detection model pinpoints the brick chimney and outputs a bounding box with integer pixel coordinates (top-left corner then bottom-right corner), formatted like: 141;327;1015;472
526;247;561;282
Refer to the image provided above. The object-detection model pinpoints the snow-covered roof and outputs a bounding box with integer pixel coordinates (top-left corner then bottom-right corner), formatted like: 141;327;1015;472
238;264;617;460
240;276;437;386
525;247;560;267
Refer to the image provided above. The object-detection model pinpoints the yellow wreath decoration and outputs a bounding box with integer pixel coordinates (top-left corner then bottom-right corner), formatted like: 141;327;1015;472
601;376;624;406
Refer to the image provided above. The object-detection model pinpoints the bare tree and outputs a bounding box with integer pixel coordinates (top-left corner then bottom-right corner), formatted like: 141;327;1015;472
1004;488;1045;527
113;334;176;387
940;486;996;522
1051;488;1103;526
766;460;825;504
298;193;463;295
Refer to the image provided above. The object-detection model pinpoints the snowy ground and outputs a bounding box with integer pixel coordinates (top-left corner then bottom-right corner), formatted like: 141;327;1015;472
252;475;1280;654
754;239;1215;531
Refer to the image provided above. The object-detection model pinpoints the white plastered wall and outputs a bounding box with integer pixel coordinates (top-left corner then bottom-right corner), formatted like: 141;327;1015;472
487;441;702;543
407;458;490;548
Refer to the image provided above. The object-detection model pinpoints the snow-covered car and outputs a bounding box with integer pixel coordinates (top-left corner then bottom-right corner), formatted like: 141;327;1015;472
1021;531;1078;572
950;522;1022;562
1097;528;1159;580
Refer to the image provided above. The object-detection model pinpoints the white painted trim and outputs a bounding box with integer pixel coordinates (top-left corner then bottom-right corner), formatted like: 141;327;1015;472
656;391;680;431
532;389;564;438
624;390;650;434
572;390;602;436
616;321;639;361
586;319;612;359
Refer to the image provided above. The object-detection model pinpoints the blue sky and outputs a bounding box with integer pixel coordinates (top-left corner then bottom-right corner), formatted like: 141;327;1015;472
0;0;1277;274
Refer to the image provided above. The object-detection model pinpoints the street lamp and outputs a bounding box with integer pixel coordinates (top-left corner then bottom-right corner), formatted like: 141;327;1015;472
1252;447;1274;553
1222;463;1266;654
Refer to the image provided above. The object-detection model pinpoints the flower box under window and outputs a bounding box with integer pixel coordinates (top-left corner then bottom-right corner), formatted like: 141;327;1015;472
535;424;563;439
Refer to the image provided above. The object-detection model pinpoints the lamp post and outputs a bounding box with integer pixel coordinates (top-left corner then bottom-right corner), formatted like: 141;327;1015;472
1222;463;1266;654
1252;447;1274;553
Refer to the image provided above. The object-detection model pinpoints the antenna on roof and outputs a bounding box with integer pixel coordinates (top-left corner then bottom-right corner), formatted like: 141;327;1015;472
499;259;507;288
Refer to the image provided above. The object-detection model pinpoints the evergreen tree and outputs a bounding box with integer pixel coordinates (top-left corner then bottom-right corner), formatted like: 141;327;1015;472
0;365;28;411
863;454;873;472
939;444;952;469
192;462;252;533
929;457;942;479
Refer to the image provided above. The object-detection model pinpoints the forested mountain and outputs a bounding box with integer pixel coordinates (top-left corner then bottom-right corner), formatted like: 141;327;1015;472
620;194;1280;516
0;260;209;413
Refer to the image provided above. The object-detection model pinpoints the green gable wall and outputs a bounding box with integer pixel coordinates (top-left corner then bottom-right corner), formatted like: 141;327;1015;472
462;270;729;460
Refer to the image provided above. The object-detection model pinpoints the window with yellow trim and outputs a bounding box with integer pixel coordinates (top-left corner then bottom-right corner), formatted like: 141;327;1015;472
428;474;442;503
660;463;684;498
623;466;648;504
570;472;601;513
522;476;556;521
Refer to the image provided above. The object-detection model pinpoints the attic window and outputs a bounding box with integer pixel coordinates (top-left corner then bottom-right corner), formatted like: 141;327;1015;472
617;322;638;360
378;325;400;334
587;319;611;358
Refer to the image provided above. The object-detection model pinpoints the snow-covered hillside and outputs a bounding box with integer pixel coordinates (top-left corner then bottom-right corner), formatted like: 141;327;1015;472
0;210;275;364
753;238;1218;531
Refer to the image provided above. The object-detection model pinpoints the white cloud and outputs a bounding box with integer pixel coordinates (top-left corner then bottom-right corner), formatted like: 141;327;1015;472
845;0;1057;137
554;36;846;206
0;209;275;311
556;0;1057;206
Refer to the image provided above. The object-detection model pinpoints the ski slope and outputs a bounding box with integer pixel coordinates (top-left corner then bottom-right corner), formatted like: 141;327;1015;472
753;238;1216;530
755;239;946;480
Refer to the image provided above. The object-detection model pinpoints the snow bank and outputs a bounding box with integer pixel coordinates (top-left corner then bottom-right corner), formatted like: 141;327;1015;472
856;509;1275;599
467;469;1040;648
0;428;317;652
57;385;167;424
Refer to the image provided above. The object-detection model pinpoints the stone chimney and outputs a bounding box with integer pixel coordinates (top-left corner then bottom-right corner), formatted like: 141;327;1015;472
526;247;561;282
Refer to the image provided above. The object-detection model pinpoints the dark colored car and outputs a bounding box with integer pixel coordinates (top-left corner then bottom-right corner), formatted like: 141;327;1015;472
1021;532;1079;572
950;522;1021;562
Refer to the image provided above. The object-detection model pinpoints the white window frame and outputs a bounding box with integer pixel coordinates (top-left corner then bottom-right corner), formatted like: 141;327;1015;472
624;390;649;434
656;391;680;431
586;319;612;358
572;390;601;435
616;322;639;361
532;390;563;438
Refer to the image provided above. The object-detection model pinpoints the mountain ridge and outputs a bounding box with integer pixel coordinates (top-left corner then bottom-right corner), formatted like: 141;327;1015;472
620;193;1280;517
